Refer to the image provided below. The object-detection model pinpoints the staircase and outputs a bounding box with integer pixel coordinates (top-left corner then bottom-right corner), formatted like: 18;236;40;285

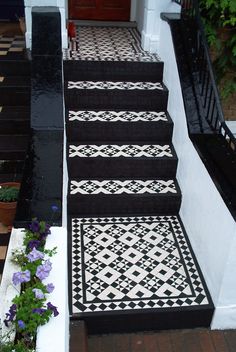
64;44;214;334
0;40;30;276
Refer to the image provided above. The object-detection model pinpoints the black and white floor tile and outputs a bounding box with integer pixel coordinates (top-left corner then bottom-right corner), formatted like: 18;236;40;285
68;110;168;122
0;35;25;56
68;81;164;90
71;215;209;314
64;26;160;62
70;179;177;195
69;144;173;158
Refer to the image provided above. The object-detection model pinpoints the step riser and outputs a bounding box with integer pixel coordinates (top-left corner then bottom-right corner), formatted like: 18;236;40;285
0;61;30;76
68;194;181;215
67;122;173;142
0;151;27;161
64;61;164;82
65;91;168;111
0;121;30;134
0;89;30;106
81;308;214;334
0;161;24;174
68;159;178;178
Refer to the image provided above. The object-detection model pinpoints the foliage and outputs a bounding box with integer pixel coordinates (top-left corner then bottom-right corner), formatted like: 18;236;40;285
0;186;19;202
199;0;236;99
1;219;58;351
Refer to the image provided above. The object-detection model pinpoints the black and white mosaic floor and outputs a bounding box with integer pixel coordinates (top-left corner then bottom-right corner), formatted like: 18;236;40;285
71;215;210;314
64;26;160;62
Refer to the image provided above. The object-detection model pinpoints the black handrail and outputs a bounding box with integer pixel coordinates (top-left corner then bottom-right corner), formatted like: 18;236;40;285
172;0;236;151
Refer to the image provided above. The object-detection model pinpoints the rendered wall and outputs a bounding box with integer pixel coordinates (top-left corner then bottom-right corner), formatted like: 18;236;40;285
158;18;236;329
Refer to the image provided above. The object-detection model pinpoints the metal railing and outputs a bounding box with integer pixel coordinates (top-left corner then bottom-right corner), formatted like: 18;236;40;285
173;0;236;151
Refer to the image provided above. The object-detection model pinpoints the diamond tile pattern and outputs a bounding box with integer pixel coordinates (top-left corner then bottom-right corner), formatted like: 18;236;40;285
71;216;209;314
68;81;164;90
64;26;160;62
70;179;177;195
0;35;25;56
68;110;168;122
69;144;173;158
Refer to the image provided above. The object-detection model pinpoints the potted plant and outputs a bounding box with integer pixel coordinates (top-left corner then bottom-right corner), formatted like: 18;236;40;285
0;182;20;226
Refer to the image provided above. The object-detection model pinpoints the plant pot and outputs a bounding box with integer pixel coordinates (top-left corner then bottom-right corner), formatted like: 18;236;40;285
0;182;20;226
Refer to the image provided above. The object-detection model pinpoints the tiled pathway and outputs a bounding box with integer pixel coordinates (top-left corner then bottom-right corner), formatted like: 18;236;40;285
88;329;236;352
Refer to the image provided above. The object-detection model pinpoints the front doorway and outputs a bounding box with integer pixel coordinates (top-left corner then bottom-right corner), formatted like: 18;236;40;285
69;0;131;21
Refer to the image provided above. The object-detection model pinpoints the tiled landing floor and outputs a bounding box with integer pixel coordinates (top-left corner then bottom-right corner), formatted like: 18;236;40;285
0;35;25;56
64;26;160;62
71;215;211;315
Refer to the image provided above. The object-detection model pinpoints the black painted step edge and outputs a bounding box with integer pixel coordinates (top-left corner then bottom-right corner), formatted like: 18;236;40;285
64;60;164;82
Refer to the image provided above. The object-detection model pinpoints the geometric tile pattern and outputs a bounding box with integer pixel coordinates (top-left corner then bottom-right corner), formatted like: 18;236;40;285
68;81;164;90
0;35;25;56
71;216;209;313
68;110;168;122
69;144;173;158
64;26;160;62
70;179;177;195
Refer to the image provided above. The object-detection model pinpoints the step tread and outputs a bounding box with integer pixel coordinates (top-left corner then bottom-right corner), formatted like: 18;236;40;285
70;215;213;325
70;179;179;195
67;80;165;91
68;144;175;158
68;110;169;122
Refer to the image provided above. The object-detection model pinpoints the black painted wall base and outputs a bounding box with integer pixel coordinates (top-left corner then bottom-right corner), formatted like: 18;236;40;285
15;130;63;227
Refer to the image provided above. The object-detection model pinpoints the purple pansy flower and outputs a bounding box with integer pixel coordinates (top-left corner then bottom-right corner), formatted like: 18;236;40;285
4;304;17;327
36;260;52;281
29;219;40;233
32;308;46;315
12;270;31;285
27;247;44;262
46;283;55;293
18;320;25;329
27;239;41;250
32;288;45;299
47;302;59;317
51;205;59;212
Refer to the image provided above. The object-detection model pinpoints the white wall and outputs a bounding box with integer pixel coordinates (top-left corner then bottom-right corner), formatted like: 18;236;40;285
135;0;180;53
158;18;236;329
24;0;68;49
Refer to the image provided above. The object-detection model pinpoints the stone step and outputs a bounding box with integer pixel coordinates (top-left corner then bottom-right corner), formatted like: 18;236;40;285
68;178;181;216
67;143;178;178
64;61;164;82
69;215;214;333
65;80;168;111
66;110;173;142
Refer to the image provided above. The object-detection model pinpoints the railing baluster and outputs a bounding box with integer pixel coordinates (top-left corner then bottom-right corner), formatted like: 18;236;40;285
171;0;236;149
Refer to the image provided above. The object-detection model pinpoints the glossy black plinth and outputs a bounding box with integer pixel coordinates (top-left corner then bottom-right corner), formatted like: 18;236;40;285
14;130;63;227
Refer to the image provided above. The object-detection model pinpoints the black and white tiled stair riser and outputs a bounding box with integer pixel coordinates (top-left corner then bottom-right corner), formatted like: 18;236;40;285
64;26;160;62
69;215;213;332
